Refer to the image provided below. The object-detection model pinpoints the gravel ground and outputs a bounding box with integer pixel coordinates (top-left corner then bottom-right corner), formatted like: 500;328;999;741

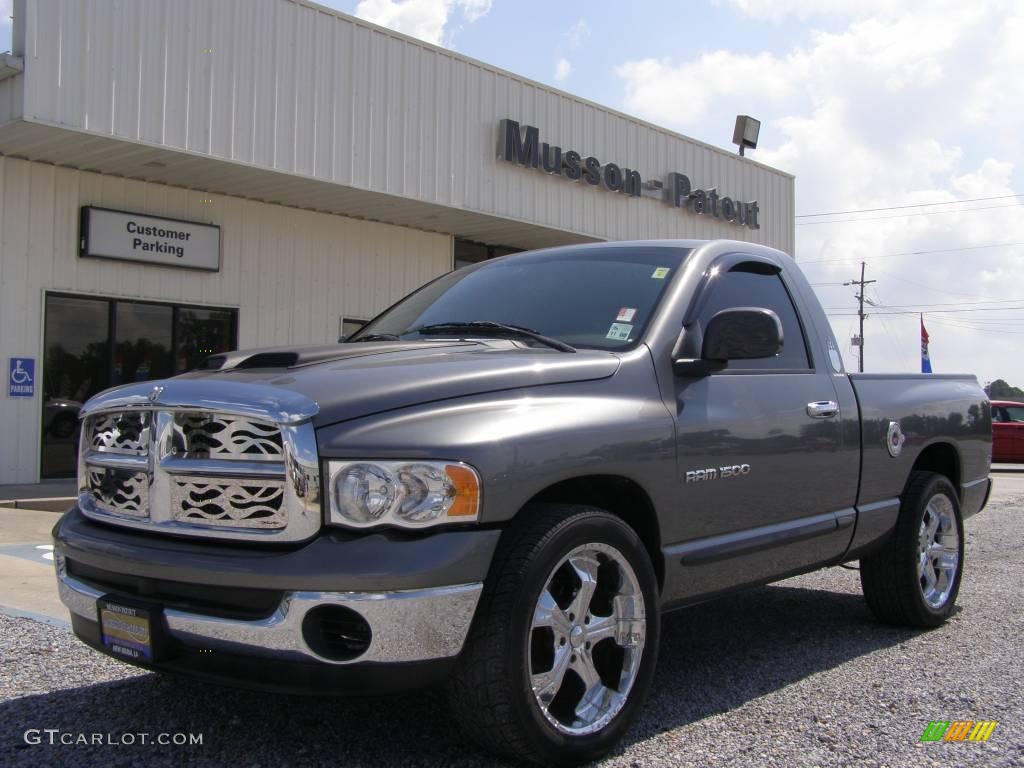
2;492;1022;767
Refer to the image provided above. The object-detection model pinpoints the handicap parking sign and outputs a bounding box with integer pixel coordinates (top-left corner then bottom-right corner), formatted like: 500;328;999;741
8;357;35;398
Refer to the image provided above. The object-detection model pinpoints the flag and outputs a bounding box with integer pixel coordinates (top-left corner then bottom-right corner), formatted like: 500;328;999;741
921;314;932;373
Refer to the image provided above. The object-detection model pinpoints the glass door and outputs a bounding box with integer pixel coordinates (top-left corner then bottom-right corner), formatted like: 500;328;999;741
41;296;111;478
175;307;236;372
41;295;238;478
113;302;173;386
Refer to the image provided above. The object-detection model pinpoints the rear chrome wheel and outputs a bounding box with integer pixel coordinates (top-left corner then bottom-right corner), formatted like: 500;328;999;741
861;471;964;628
917;493;960;610
529;543;646;736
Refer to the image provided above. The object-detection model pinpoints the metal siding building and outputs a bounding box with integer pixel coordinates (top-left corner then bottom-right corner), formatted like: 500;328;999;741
0;0;794;485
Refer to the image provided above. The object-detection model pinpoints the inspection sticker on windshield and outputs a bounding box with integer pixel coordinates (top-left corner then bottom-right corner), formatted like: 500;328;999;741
606;323;633;341
616;307;637;322
651;267;671;279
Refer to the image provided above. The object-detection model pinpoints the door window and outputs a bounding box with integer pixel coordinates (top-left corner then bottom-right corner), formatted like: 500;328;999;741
697;264;811;371
1004;406;1024;422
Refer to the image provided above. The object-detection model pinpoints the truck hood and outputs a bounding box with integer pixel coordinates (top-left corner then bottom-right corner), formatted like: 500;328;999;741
90;340;620;427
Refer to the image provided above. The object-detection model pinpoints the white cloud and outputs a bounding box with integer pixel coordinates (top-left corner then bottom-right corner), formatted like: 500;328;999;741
617;52;798;127
549;20;586;88
617;0;1024;385
459;0;491;22
554;58;572;83
723;0;890;21
564;19;589;49
353;0;491;46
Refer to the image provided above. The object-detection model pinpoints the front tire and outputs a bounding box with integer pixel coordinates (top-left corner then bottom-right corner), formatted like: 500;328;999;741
860;471;964;628
448;504;660;766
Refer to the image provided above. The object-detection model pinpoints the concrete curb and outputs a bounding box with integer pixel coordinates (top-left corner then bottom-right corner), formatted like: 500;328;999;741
0;498;74;513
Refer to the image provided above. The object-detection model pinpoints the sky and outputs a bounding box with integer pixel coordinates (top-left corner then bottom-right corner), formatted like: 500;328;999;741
3;1;1022;388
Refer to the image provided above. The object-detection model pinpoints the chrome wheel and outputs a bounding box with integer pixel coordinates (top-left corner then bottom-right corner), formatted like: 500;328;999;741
918;493;960;609
528;542;646;736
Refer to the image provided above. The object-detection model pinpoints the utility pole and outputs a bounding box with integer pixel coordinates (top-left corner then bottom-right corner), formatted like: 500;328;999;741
844;261;877;373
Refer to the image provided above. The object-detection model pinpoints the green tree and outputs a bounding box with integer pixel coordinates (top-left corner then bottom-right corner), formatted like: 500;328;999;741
985;379;1024;398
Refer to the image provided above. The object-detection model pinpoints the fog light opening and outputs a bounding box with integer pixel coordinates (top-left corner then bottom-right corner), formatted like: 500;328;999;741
301;605;372;661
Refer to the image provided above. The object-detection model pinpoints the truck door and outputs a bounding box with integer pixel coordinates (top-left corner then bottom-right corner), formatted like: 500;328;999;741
669;260;860;597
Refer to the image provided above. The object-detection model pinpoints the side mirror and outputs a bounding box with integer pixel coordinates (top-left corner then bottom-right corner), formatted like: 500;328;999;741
674;308;783;376
703;307;783;361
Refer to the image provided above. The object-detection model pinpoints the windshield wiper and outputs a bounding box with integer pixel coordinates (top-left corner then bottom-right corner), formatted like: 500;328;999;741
409;321;576;353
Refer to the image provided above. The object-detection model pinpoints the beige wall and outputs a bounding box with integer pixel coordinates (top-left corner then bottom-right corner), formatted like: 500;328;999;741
13;0;794;253
0;157;452;483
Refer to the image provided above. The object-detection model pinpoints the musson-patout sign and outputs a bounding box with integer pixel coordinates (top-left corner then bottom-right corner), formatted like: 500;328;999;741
497;119;761;230
80;207;221;271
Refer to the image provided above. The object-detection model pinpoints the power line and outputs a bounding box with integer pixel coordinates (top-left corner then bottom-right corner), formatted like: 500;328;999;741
796;201;1023;226
796;193;1024;218
799;241;1024;265
871;270;1004;301
823;297;1024;310
927;317;1024;335
869;287;906;363
826;306;1024;316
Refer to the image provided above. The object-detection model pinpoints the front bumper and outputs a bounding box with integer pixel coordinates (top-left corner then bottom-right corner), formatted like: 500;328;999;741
53;506;500;691
58;568;482;664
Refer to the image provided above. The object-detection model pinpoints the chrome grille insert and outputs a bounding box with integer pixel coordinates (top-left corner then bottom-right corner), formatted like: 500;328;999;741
86;468;148;517
174;413;284;462
76;381;321;543
89;412;150;455
170;476;287;528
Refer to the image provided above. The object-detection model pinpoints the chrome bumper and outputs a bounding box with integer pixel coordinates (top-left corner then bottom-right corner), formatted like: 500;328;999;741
58;568;483;665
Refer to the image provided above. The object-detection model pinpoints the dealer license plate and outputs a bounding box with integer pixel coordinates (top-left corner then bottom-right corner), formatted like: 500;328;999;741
98;598;157;662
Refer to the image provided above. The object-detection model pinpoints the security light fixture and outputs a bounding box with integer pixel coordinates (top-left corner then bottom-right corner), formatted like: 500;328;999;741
733;115;760;157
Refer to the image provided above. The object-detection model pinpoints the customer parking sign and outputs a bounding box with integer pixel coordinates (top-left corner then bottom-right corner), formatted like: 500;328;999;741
8;357;35;398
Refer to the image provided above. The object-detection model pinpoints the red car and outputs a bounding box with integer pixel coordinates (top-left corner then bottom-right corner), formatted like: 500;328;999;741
991;400;1024;462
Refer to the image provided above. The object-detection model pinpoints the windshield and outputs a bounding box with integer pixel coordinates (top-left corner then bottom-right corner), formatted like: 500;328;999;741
350;246;690;351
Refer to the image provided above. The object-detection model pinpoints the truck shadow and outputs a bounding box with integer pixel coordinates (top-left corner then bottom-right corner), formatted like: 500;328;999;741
1;582;919;767
617;582;919;754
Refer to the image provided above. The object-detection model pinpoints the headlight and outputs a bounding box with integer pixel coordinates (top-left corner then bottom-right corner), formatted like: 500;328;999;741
325;460;481;529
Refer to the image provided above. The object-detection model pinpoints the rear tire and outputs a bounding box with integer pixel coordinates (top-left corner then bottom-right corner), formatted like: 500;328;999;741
860;471;964;628
448;504;660;766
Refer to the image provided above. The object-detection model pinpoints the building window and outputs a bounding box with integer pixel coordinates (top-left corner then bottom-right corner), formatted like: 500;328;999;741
40;294;238;478
454;238;522;270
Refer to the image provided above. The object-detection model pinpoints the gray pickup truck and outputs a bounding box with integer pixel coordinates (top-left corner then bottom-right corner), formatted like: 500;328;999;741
53;239;991;765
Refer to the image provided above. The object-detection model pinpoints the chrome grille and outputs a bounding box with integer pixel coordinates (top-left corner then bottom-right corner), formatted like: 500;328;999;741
77;381;320;543
170;476;287;528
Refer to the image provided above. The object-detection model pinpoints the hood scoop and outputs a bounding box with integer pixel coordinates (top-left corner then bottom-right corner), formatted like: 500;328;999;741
202;341;479;372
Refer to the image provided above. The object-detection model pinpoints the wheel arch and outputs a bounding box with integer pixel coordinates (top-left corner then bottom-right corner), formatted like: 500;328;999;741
521;475;664;591
910;441;961;498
